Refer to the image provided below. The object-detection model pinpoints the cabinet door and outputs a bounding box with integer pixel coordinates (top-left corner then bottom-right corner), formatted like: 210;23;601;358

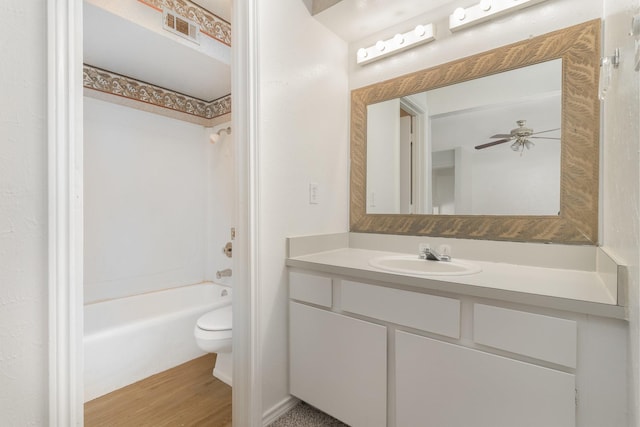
396;330;575;427
290;301;387;427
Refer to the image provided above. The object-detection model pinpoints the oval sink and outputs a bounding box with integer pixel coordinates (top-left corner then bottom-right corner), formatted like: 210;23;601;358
369;255;482;276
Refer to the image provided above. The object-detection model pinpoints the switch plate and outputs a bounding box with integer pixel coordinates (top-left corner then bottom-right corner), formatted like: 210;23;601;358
309;182;320;204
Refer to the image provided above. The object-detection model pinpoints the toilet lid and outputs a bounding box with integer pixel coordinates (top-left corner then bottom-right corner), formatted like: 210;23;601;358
197;305;232;331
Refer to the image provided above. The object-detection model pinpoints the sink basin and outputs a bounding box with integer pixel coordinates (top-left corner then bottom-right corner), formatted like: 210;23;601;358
369;255;482;276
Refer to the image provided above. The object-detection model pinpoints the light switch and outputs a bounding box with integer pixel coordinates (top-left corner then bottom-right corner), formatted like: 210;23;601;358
309;182;319;204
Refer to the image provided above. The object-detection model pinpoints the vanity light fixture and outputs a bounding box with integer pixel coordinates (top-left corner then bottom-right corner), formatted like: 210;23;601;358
449;0;549;33
356;23;435;65
599;48;620;100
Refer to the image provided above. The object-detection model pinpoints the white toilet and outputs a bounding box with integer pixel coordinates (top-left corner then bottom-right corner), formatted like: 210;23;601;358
194;304;233;386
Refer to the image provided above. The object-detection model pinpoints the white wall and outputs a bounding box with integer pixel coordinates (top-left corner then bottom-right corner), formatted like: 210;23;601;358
470;143;560;215
0;0;48;424
256;0;349;415
602;1;640;425
367;99;401;213
84;97;212;303
205;123;235;284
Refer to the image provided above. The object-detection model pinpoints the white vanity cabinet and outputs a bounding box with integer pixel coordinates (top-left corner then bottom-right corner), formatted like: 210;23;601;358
289;273;387;427
395;330;575;427
289;270;580;427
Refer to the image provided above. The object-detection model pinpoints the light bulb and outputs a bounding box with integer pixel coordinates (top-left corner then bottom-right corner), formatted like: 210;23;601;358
357;48;368;59
524;140;534;150
414;25;426;37
453;7;466;21
480;0;492;11
510;141;521;151
394;33;405;45
209;133;220;144
375;40;386;52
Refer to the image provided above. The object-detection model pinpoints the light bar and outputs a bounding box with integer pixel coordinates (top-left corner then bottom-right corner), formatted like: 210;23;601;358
449;0;549;33
356;23;435;65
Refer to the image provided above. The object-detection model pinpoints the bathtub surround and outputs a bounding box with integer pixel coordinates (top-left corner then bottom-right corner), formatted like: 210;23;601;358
84;97;211;302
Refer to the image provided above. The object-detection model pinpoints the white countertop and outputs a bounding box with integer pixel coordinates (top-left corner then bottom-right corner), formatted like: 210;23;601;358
287;247;626;319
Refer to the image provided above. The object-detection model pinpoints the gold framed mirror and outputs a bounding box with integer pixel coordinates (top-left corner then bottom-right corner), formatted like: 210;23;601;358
350;20;601;244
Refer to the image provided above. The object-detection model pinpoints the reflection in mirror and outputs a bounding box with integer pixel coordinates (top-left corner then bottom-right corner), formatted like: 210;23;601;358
366;59;562;216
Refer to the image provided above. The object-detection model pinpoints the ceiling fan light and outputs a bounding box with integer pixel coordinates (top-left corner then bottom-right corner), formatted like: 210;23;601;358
524;140;535;150
510;141;521;151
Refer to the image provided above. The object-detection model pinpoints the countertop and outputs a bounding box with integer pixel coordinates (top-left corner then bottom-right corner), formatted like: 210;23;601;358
286;247;626;319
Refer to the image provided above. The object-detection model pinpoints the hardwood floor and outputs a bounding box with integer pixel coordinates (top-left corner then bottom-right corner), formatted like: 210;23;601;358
85;354;232;427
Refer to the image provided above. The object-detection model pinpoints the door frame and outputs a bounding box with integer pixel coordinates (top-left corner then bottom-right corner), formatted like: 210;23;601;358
47;0;261;425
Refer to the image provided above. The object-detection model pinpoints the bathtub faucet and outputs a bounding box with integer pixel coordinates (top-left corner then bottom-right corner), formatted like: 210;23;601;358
216;268;232;279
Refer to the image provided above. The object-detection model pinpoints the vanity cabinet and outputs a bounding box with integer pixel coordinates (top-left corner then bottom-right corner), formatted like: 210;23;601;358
395;330;575;427
289;301;387;427
289;271;579;427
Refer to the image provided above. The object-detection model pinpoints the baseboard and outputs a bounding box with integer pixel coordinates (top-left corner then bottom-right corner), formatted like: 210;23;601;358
262;395;300;426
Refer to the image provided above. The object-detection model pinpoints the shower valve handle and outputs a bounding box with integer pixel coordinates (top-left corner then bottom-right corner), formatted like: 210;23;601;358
222;242;232;258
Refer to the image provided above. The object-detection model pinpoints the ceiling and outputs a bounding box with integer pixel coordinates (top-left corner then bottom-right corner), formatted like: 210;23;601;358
83;1;231;102
83;0;454;102
195;0;232;22
312;0;457;42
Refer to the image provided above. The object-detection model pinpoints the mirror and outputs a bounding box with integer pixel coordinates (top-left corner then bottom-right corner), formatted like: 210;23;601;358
351;20;601;244
367;59;562;216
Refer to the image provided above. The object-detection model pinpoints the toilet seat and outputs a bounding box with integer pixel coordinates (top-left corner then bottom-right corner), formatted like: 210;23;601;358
197;305;232;332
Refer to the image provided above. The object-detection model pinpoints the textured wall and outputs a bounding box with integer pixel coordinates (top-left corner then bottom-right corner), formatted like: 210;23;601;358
602;0;640;425
257;0;349;414
0;0;48;424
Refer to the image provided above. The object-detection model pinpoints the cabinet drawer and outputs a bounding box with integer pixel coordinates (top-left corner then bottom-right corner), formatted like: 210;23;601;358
289;271;332;307
474;304;577;368
342;280;460;338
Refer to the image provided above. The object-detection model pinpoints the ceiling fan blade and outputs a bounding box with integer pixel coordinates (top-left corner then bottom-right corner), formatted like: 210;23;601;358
475;138;511;150
489;133;512;139
530;127;560;135
529;136;561;140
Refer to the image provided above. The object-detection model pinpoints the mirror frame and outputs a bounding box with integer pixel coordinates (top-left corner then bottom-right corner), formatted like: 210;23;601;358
350;20;601;244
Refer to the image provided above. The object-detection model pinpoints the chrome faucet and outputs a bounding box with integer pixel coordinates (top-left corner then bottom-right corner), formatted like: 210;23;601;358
419;247;451;262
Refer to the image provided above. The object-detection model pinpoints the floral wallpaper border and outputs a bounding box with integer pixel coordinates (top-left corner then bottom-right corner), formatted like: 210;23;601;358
83;64;232;120
139;0;231;46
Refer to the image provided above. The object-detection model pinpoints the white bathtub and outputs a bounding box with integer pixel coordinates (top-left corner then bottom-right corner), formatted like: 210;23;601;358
84;282;231;402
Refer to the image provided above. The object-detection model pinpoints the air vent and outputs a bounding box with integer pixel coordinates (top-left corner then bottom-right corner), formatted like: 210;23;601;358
163;9;200;44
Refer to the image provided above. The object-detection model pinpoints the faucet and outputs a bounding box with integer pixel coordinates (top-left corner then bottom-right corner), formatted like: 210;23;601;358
419;247;451;262
216;268;232;279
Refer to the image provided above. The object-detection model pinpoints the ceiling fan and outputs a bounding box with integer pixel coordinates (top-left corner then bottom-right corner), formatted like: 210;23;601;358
474;120;561;152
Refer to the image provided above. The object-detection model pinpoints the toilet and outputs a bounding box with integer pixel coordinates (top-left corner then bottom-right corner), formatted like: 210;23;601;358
194;304;233;386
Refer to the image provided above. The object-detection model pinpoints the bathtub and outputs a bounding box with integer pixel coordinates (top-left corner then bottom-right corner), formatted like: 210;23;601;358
84;282;231;402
